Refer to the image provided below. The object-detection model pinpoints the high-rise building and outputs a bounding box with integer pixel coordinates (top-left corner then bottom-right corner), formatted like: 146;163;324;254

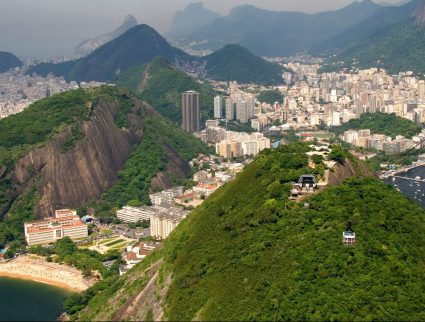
214;96;223;119
419;80;425;100
236;101;249;124
225;97;234;120
182;91;200;133
246;95;255;119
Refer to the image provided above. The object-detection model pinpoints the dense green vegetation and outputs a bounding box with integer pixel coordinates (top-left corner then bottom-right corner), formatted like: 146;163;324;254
221;120;255;133
257;90;284;105
115;65;146;91
0;183;39;253
77;142;425;320
205;45;284;85
90;114;211;222
27;25;188;82
29;237;122;278
162;148;425;320
0;88;104;248
0;88;96;168
116;57;216;124
0;86;210;248
331;112;422;139
322;21;425;75
0;51;23;73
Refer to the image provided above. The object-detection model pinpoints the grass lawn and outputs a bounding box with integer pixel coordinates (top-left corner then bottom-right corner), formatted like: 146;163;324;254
97;237;118;245
104;239;125;247
109;242;129;250
101;228;113;235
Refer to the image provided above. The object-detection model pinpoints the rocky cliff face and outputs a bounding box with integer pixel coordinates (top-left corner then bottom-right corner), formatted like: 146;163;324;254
327;158;374;186
415;1;425;27
9;96;146;217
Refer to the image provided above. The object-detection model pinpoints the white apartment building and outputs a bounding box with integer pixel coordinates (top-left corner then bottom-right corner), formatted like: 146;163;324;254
149;187;184;206
117;206;153;223
214;96;223;119
225;97;234;120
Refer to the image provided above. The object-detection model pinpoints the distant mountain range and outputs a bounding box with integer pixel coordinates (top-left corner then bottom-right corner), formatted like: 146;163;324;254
28;25;189;82
28;25;286;85
74;15;138;57
322;0;425;74
169;0;385;57
0;52;22;73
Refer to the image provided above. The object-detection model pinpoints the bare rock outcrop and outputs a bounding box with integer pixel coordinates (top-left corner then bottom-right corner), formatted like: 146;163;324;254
9;97;146;217
415;1;425;27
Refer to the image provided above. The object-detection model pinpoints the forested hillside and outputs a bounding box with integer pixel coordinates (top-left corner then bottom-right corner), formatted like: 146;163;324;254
331;112;422;139
205;44;284;85
0;86;209;251
0;51;23;72
116;57;216;123
75;143;425;321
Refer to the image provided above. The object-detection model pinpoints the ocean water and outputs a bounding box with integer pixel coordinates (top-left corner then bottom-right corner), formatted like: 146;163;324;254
386;166;425;209
0;277;70;321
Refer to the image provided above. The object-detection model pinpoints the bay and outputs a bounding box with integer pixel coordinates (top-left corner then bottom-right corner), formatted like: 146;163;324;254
0;277;70;321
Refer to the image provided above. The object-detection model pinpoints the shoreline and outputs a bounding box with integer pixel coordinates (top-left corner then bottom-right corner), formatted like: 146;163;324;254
0;271;82;292
0;255;93;292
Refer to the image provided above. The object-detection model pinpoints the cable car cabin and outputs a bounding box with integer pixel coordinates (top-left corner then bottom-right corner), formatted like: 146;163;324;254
298;174;317;191
343;230;356;246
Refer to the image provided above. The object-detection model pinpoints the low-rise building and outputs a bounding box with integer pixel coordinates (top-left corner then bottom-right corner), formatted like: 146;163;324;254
24;209;87;246
149;187;184;206
117;206;154;223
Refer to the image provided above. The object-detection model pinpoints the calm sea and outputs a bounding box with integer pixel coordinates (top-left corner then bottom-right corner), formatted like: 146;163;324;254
386;165;425;209
0;277;70;321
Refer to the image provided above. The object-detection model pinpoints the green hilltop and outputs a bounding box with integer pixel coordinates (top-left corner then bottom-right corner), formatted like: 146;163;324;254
74;143;425;321
205;44;284;85
323;21;425;75
331;112;422;139
116;57;216;124
0;51;23;73
0;86;210;252
27;25;189;82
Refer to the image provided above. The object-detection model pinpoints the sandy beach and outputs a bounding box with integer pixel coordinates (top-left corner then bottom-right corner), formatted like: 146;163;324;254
0;255;93;292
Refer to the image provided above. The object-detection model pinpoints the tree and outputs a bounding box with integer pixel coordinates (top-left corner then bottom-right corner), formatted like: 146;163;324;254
311;154;324;165
258;90;284;105
329;145;346;164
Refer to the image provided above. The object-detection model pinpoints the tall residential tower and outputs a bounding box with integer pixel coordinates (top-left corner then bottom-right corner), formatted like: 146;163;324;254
182;91;200;133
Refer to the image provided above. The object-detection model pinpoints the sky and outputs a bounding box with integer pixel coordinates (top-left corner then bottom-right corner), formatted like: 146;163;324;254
0;0;403;59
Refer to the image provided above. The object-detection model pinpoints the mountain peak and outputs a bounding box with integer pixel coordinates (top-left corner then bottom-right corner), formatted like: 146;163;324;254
123;14;137;26
74;14;138;57
0;51;23;72
415;1;425;27
169;2;221;36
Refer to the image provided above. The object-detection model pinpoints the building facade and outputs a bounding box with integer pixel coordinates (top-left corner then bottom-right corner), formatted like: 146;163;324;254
24;209;87;246
182;91;200;133
117;206;153;223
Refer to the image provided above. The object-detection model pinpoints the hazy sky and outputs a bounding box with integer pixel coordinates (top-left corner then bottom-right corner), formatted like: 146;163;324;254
0;0;402;59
